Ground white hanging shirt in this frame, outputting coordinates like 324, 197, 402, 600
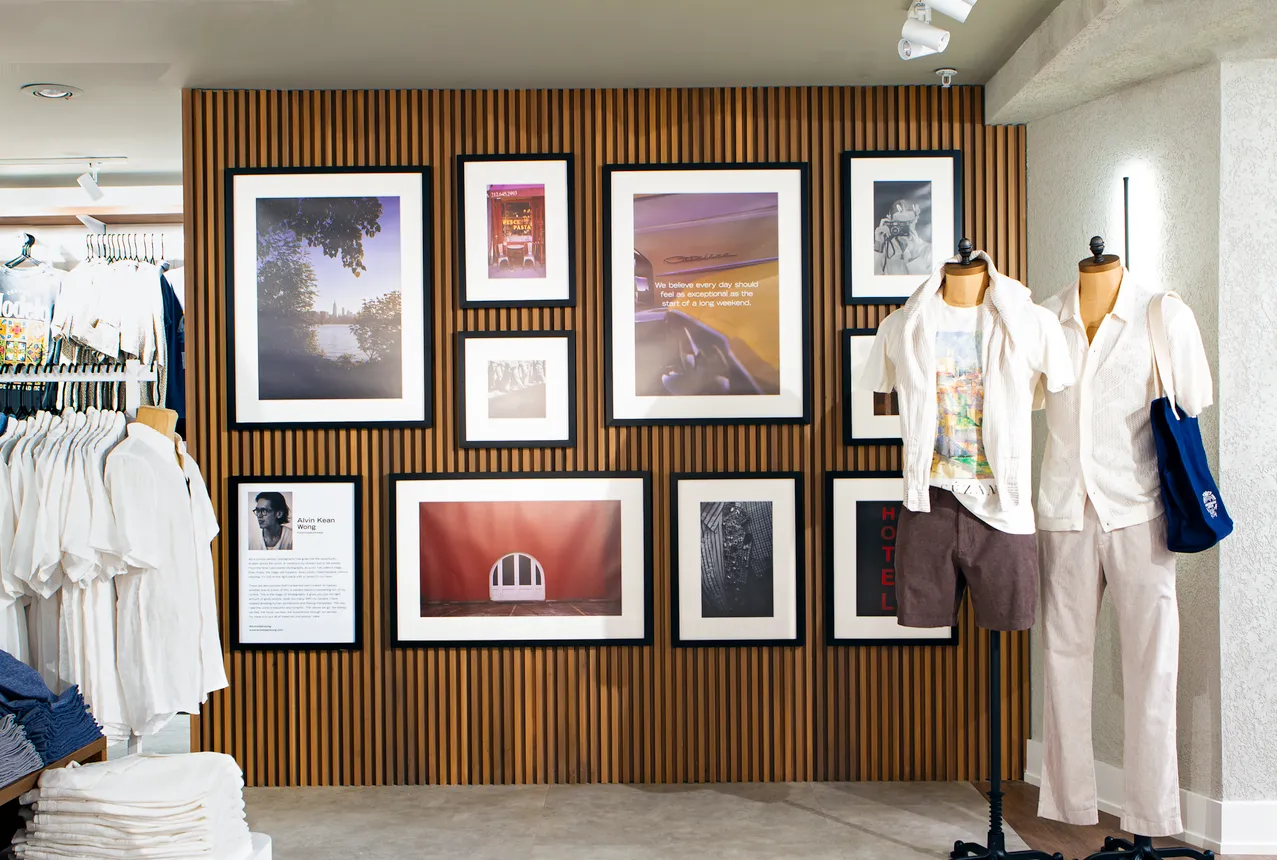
862, 251, 1074, 532
106, 422, 227, 736
1037, 270, 1214, 533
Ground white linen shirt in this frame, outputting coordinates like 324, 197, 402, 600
1037, 271, 1214, 533
862, 252, 1074, 529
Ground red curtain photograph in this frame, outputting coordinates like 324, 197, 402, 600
417, 499, 622, 617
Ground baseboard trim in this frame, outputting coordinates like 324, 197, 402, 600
1025, 739, 1277, 855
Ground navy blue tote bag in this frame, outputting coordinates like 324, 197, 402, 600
1149, 293, 1232, 552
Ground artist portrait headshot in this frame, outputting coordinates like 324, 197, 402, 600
249, 491, 294, 552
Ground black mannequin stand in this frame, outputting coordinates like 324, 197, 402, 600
951, 631, 1062, 860
1082, 834, 1214, 860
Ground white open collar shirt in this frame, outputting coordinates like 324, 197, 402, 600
1037, 270, 1214, 533
862, 252, 1074, 530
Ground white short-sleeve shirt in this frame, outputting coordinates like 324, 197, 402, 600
1037, 271, 1214, 533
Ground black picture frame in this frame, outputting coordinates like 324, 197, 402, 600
388, 470, 653, 649
824, 470, 958, 647
841, 149, 963, 306
670, 471, 805, 648
224, 165, 433, 430
842, 327, 903, 447
455, 329, 577, 449
601, 161, 813, 427
228, 474, 363, 651
455, 153, 577, 309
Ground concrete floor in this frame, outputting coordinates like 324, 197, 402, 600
244, 781, 1029, 860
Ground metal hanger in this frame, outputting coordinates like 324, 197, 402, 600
5, 233, 38, 268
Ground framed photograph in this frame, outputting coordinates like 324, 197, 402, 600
670, 473, 804, 647
603, 163, 812, 426
842, 150, 962, 305
825, 471, 957, 646
228, 476, 362, 650
456, 330, 576, 448
226, 166, 431, 428
390, 472, 652, 647
456, 154, 575, 308
842, 328, 902, 446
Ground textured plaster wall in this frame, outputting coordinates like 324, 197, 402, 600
1025, 63, 1223, 799
1217, 58, 1277, 802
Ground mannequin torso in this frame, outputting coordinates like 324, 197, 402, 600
942, 260, 989, 307
1077, 258, 1122, 342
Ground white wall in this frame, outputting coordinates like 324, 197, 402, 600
1217, 58, 1277, 803
1025, 62, 1223, 799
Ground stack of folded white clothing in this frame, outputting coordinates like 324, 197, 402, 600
10, 752, 253, 860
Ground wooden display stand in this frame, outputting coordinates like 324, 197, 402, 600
0, 737, 108, 848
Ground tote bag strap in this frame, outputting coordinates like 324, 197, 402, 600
1148, 291, 1179, 412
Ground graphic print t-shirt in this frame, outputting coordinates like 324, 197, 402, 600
930, 302, 994, 497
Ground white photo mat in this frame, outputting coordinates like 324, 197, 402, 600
607, 166, 808, 423
845, 153, 958, 303
393, 475, 648, 644
229, 170, 428, 425
845, 330, 902, 443
233, 479, 359, 648
674, 476, 800, 643
460, 158, 572, 305
460, 333, 573, 445
829, 475, 953, 643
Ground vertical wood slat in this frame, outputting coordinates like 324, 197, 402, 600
185, 85, 1029, 787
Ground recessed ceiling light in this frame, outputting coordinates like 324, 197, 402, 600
21, 83, 82, 101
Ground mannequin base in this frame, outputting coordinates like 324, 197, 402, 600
1083, 835, 1214, 860
951, 831, 1063, 860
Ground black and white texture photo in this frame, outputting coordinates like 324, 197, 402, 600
699, 501, 774, 618
458, 331, 576, 448
672, 473, 802, 646
227, 168, 430, 428
487, 359, 547, 420
843, 151, 961, 304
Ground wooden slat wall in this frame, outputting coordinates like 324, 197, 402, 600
183, 85, 1029, 788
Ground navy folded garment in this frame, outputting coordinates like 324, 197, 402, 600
0, 650, 103, 765
0, 713, 43, 786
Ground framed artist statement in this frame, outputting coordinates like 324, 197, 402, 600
842, 150, 961, 304
390, 472, 652, 647
842, 328, 902, 446
670, 473, 804, 647
456, 154, 575, 308
456, 330, 576, 448
225, 167, 431, 429
603, 163, 811, 426
825, 471, 957, 646
228, 476, 362, 650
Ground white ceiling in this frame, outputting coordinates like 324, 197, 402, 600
0, 0, 1064, 186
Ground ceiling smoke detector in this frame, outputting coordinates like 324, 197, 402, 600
21, 83, 82, 101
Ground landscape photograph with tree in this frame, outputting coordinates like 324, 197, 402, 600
255, 194, 404, 400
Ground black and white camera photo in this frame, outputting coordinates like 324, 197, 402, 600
872, 180, 933, 277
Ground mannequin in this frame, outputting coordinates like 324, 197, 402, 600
1077, 236, 1123, 342
1035, 237, 1216, 860
942, 238, 989, 307
863, 238, 1072, 860
135, 405, 182, 465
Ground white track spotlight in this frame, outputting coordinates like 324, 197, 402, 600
76, 163, 103, 201
900, 3, 949, 60
901, 17, 950, 54
926, 0, 976, 24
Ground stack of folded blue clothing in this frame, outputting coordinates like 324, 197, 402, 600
0, 713, 42, 786
0, 650, 102, 768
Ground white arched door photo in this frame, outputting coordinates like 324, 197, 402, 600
489, 552, 547, 601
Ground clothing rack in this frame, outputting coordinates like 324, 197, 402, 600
0, 360, 157, 418
85, 232, 169, 267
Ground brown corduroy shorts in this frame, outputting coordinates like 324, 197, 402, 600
895, 487, 1039, 631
